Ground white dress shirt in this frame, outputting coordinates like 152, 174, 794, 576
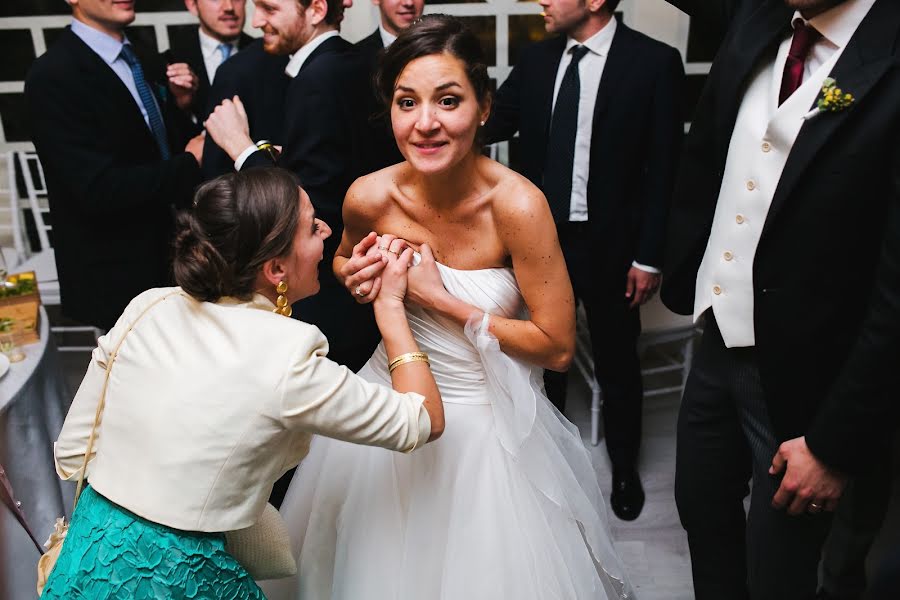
234, 30, 342, 170
198, 27, 239, 84
55, 287, 430, 532
70, 18, 159, 129
379, 24, 398, 48
550, 19, 657, 273
693, 0, 876, 347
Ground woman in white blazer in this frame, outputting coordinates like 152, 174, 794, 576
41, 167, 444, 599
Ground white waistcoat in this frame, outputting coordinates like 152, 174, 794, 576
693, 38, 844, 347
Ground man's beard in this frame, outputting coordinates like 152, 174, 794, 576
784, 0, 846, 17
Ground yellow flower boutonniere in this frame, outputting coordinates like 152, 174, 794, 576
817, 77, 854, 112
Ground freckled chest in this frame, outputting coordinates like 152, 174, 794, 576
373, 191, 508, 270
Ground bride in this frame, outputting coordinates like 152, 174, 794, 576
265, 15, 633, 599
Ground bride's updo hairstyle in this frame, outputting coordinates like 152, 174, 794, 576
173, 167, 301, 302
375, 14, 491, 114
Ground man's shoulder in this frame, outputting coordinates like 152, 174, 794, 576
26, 30, 83, 87
355, 29, 383, 54
615, 22, 680, 62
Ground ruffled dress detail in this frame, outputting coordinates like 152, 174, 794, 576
264, 263, 634, 600
41, 486, 265, 599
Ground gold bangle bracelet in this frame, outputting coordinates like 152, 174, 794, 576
388, 352, 429, 374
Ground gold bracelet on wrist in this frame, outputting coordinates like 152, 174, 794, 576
388, 352, 430, 374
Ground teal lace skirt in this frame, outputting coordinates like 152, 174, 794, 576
42, 486, 265, 599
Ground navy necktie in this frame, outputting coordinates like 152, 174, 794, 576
543, 45, 590, 223
119, 44, 171, 160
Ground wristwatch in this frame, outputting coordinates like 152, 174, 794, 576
255, 139, 280, 163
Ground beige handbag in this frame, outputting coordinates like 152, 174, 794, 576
36, 291, 295, 594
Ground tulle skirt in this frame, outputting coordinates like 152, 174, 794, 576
263, 317, 633, 600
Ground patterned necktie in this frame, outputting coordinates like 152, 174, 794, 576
779, 19, 821, 106
119, 44, 171, 160
543, 45, 590, 223
218, 43, 233, 62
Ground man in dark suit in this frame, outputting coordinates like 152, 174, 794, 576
659, 0, 900, 598
355, 0, 425, 170
200, 39, 290, 180
25, 0, 203, 331
486, 0, 684, 521
164, 0, 253, 123
207, 0, 380, 374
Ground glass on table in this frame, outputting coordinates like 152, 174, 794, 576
0, 332, 25, 363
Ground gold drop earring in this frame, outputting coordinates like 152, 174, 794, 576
274, 280, 292, 317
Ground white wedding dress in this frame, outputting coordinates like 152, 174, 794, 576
262, 263, 634, 600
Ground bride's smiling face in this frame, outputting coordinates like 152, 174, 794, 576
391, 52, 491, 175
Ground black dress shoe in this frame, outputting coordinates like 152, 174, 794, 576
610, 468, 645, 521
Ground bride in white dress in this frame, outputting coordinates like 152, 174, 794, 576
264, 15, 633, 600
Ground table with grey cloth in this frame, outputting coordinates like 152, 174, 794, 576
0, 307, 74, 600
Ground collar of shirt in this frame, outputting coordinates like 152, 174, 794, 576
285, 30, 340, 78
379, 24, 397, 48
564, 15, 617, 59
70, 18, 129, 65
792, 0, 876, 50
198, 27, 238, 60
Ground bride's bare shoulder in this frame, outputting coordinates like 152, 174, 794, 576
486, 161, 553, 230
344, 163, 407, 223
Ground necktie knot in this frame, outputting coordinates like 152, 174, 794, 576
119, 43, 139, 67
788, 19, 821, 61
218, 43, 233, 61
569, 45, 589, 65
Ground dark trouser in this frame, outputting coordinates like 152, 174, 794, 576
821, 460, 892, 600
544, 221, 643, 471
675, 315, 832, 600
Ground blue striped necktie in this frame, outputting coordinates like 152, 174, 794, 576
119, 44, 171, 160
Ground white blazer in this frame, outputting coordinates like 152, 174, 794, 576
55, 287, 430, 532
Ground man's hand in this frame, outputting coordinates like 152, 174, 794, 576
770, 436, 848, 516
185, 131, 205, 165
625, 267, 661, 308
204, 96, 253, 161
166, 62, 199, 111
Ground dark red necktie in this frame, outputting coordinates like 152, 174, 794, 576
779, 19, 822, 106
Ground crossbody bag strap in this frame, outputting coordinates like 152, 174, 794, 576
71, 290, 183, 512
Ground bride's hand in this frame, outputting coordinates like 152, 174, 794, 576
406, 244, 448, 310
340, 232, 387, 304
375, 247, 416, 308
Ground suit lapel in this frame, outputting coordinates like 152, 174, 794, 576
763, 0, 900, 236
713, 0, 793, 159
592, 21, 631, 121
66, 30, 154, 144
536, 36, 567, 149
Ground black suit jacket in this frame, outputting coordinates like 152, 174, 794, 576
25, 28, 201, 330
355, 29, 405, 170
486, 22, 684, 279
162, 28, 253, 123
660, 0, 900, 472
201, 38, 290, 180
243, 35, 380, 368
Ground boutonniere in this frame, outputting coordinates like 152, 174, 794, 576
802, 78, 855, 121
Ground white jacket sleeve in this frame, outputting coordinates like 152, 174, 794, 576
278, 328, 431, 453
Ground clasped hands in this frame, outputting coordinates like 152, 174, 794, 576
340, 232, 444, 309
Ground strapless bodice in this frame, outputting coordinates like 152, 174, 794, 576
361, 263, 525, 404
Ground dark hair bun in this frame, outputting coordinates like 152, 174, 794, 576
172, 168, 302, 303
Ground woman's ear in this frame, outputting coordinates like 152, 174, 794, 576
260, 256, 287, 289
480, 96, 492, 128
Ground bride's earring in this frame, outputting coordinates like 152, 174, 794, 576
479, 120, 486, 126
274, 280, 292, 317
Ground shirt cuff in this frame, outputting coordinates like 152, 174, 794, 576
234, 144, 259, 171
632, 261, 661, 274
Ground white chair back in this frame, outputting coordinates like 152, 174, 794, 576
0, 151, 27, 264
15, 151, 52, 253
